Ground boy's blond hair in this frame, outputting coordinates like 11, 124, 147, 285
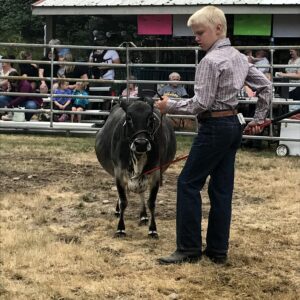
187, 6, 227, 37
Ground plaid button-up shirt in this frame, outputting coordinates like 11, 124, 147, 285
166, 38, 271, 121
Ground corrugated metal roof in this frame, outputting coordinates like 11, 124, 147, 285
32, 0, 300, 15
32, 0, 300, 6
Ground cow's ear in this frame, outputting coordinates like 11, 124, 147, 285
120, 99, 129, 112
144, 96, 154, 108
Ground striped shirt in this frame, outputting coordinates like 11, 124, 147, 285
166, 38, 271, 121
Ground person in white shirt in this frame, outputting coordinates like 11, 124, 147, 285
89, 32, 120, 81
89, 32, 120, 112
277, 49, 300, 111
248, 50, 270, 79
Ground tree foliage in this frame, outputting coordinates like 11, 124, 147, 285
0, 0, 44, 42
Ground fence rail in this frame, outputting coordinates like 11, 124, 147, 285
0, 42, 299, 146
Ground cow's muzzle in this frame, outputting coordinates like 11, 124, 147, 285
130, 137, 151, 154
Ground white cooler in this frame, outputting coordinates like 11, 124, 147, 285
276, 122, 300, 156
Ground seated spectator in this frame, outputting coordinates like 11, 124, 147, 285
89, 34, 120, 111
0, 55, 17, 92
19, 50, 39, 91
60, 53, 89, 91
53, 79, 72, 122
276, 49, 300, 111
1, 71, 42, 121
121, 75, 139, 97
0, 57, 17, 109
244, 49, 253, 63
249, 50, 270, 79
71, 81, 89, 123
158, 72, 188, 99
38, 48, 59, 93
158, 72, 189, 130
49, 38, 71, 59
89, 33, 120, 81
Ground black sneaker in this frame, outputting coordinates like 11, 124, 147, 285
157, 250, 202, 265
203, 249, 227, 264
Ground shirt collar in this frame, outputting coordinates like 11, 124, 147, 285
207, 38, 231, 53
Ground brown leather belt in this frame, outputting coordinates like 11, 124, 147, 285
197, 109, 238, 120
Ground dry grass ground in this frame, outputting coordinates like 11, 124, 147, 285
0, 133, 299, 300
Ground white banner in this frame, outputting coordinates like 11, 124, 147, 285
273, 15, 300, 38
173, 15, 193, 37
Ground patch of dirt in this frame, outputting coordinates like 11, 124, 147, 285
0, 152, 187, 222
1, 136, 300, 300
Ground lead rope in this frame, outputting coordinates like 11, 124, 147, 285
159, 113, 163, 186
156, 91, 164, 187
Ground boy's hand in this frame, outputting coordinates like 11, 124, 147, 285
243, 119, 271, 135
155, 95, 169, 114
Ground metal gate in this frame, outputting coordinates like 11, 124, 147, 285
0, 42, 299, 146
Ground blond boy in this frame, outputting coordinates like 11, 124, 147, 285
156, 6, 271, 265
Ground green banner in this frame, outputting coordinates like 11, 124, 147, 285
234, 15, 271, 36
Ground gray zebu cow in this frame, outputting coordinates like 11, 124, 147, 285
95, 98, 176, 238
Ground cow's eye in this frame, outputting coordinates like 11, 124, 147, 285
126, 115, 133, 126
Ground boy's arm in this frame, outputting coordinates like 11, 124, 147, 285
244, 65, 272, 122
243, 65, 272, 135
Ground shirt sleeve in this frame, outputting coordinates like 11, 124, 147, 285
111, 50, 120, 61
245, 65, 272, 121
52, 89, 59, 101
166, 58, 220, 115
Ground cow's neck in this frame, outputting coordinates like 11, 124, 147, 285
130, 152, 147, 177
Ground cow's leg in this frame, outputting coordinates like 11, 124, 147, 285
138, 193, 148, 226
147, 181, 159, 238
115, 179, 127, 237
115, 198, 120, 217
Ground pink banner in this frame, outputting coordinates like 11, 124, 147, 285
138, 15, 172, 35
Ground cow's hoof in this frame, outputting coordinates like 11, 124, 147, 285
115, 230, 126, 238
114, 211, 120, 217
148, 231, 159, 239
139, 217, 149, 226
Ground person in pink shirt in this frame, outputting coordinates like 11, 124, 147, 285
121, 75, 139, 98
1, 71, 42, 121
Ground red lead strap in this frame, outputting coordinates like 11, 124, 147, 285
243, 119, 272, 135
243, 108, 300, 135
244, 108, 300, 134
143, 154, 189, 175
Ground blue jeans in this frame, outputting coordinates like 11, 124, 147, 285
176, 115, 242, 255
22, 100, 39, 121
0, 95, 12, 107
